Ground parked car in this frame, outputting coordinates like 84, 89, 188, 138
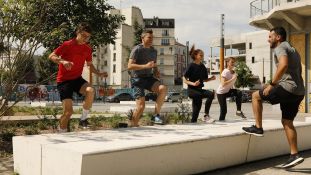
106, 92, 134, 103
145, 92, 158, 101
165, 92, 181, 102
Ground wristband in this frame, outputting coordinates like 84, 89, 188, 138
269, 82, 276, 86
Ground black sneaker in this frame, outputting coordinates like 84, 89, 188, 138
281, 154, 304, 168
242, 125, 264, 136
79, 119, 89, 129
236, 111, 247, 119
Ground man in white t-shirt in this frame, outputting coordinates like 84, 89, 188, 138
216, 57, 246, 121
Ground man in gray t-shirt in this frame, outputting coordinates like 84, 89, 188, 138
243, 27, 305, 168
128, 29, 167, 127
129, 44, 157, 78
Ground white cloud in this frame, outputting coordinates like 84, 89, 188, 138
107, 0, 260, 56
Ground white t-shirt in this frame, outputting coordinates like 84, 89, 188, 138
216, 69, 236, 94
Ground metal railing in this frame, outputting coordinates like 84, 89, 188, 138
250, 0, 301, 18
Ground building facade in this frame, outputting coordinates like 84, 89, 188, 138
174, 42, 188, 86
82, 6, 143, 88
144, 17, 176, 87
209, 30, 271, 89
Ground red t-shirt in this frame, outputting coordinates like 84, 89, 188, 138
54, 39, 92, 83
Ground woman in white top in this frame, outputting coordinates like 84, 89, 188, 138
216, 57, 246, 121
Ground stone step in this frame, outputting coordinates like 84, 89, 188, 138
13, 119, 311, 175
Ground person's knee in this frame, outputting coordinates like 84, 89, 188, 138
63, 110, 73, 117
86, 86, 95, 95
252, 91, 260, 100
136, 101, 145, 112
237, 91, 242, 98
281, 118, 294, 128
158, 85, 167, 95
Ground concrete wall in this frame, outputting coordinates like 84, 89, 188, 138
13, 120, 311, 175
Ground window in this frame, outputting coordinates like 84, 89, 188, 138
160, 48, 164, 55
162, 21, 170, 26
162, 29, 169, 36
252, 56, 255, 63
160, 58, 164, 65
104, 61, 107, 66
113, 53, 116, 61
249, 42, 252, 49
113, 64, 116, 73
161, 39, 170, 45
113, 44, 116, 50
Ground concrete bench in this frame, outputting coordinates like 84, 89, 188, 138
13, 119, 311, 175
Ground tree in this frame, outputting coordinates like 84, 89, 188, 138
133, 19, 144, 46
234, 61, 254, 88
0, 0, 124, 117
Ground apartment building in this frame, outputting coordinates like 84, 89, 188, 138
143, 17, 176, 86
82, 6, 143, 88
209, 30, 271, 89
174, 42, 188, 85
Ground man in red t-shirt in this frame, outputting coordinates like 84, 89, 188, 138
49, 22, 107, 132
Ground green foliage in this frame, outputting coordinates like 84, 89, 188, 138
24, 124, 40, 135
36, 51, 58, 83
166, 113, 180, 124
108, 114, 127, 128
133, 20, 144, 46
175, 102, 191, 123
234, 61, 254, 88
89, 115, 104, 130
0, 125, 17, 142
140, 113, 153, 126
0, 0, 124, 117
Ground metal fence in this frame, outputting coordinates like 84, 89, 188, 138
250, 0, 301, 18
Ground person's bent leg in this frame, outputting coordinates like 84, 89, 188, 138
231, 89, 246, 119
252, 91, 263, 128
79, 83, 94, 111
242, 90, 264, 136
60, 99, 73, 130
132, 97, 145, 127
151, 82, 167, 115
203, 90, 214, 115
233, 89, 242, 111
78, 83, 94, 128
191, 97, 202, 123
217, 93, 227, 121
282, 119, 298, 154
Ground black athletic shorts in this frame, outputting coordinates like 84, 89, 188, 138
131, 77, 160, 99
259, 85, 304, 120
57, 76, 87, 101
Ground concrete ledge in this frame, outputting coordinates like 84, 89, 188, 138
110, 105, 177, 113
13, 120, 311, 175
30, 101, 63, 107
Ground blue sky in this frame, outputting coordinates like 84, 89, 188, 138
107, 0, 262, 56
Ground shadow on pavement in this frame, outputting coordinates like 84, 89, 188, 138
195, 149, 311, 175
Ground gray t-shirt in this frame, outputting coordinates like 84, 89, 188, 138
274, 41, 305, 95
129, 44, 157, 78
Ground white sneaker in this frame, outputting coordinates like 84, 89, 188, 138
204, 115, 215, 124
57, 126, 68, 133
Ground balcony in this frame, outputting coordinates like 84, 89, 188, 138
249, 0, 311, 31
250, 0, 301, 18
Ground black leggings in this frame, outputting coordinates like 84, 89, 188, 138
216, 89, 242, 121
188, 88, 215, 123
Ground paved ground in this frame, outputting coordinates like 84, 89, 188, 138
1, 101, 311, 174
201, 149, 311, 175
